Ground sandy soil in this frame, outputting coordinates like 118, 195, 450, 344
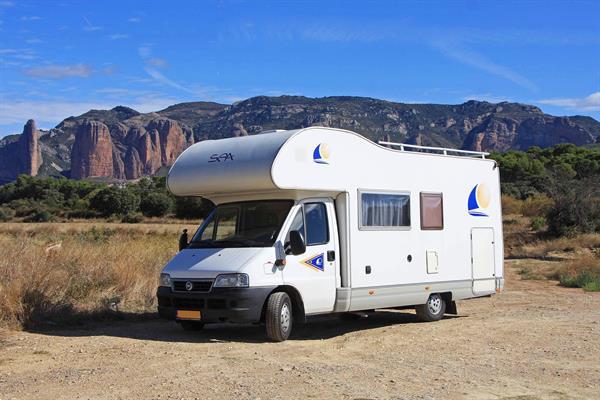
1, 261, 598, 400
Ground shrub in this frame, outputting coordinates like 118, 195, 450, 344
522, 194, 553, 217
501, 195, 523, 215
530, 216, 546, 231
66, 209, 101, 219
546, 174, 600, 237
0, 207, 15, 222
554, 255, 600, 292
23, 209, 54, 222
121, 212, 144, 224
140, 192, 173, 217
90, 186, 140, 217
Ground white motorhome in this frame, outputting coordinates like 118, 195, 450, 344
157, 127, 503, 341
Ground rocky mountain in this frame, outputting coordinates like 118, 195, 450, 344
1, 96, 598, 183
0, 120, 42, 182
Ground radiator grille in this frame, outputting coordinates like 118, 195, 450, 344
173, 280, 213, 293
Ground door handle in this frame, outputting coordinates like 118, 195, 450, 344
327, 250, 335, 262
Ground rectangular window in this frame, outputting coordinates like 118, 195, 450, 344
420, 192, 444, 230
360, 192, 411, 229
304, 203, 329, 245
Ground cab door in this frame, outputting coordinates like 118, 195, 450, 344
282, 199, 337, 314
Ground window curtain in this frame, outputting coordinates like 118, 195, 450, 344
362, 193, 410, 227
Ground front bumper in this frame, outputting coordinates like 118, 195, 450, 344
156, 286, 275, 324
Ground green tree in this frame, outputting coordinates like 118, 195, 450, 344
174, 197, 214, 219
89, 186, 140, 216
140, 192, 173, 217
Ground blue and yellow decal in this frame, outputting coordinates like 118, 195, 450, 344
468, 183, 491, 217
301, 253, 325, 272
313, 143, 330, 164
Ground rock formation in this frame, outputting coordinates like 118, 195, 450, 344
70, 121, 114, 179
0, 119, 42, 183
2, 97, 599, 182
18, 119, 42, 176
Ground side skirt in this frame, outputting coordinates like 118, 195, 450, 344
346, 279, 474, 312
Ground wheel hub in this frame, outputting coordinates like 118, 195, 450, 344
428, 296, 442, 315
281, 303, 291, 332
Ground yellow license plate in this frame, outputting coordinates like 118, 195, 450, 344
176, 310, 202, 320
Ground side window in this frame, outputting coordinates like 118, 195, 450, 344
286, 209, 304, 242
304, 203, 329, 245
420, 193, 444, 230
360, 192, 410, 229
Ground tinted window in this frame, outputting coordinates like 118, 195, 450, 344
305, 203, 329, 245
361, 192, 410, 228
420, 193, 444, 230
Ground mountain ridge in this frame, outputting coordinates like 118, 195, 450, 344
1, 95, 598, 183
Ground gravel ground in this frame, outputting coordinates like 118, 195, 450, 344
1, 261, 598, 400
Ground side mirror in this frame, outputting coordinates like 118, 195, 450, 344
288, 230, 306, 256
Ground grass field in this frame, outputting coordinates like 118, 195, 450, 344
0, 222, 197, 329
0, 217, 598, 330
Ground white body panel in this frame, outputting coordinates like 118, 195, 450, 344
164, 127, 504, 315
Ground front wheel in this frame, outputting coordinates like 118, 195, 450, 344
415, 293, 446, 322
265, 292, 293, 342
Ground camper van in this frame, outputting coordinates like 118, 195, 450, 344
157, 127, 503, 341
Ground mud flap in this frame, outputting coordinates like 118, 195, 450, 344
445, 300, 458, 315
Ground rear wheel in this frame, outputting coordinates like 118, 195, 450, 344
416, 293, 446, 322
265, 292, 293, 342
178, 321, 205, 331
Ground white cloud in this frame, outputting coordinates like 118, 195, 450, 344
138, 45, 152, 58
24, 64, 92, 79
147, 57, 168, 68
83, 16, 101, 31
128, 17, 141, 23
301, 25, 384, 43
25, 38, 42, 44
110, 33, 129, 40
538, 92, 600, 112
432, 42, 538, 92
20, 16, 41, 21
144, 67, 200, 95
0, 1, 14, 7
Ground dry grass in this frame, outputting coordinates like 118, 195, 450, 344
0, 222, 198, 330
552, 255, 600, 292
510, 233, 600, 259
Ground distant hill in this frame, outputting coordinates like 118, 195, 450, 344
1, 95, 598, 182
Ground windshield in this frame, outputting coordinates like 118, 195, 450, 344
188, 200, 294, 248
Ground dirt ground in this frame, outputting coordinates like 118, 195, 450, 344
1, 261, 598, 400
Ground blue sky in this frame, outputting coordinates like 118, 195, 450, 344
0, 0, 599, 137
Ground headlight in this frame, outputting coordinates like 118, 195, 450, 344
159, 273, 172, 287
213, 273, 249, 288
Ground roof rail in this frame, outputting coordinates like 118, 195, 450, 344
378, 141, 489, 159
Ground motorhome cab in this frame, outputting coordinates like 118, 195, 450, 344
157, 127, 504, 341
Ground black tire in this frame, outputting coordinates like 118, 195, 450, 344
265, 292, 293, 342
415, 293, 446, 322
178, 320, 205, 331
